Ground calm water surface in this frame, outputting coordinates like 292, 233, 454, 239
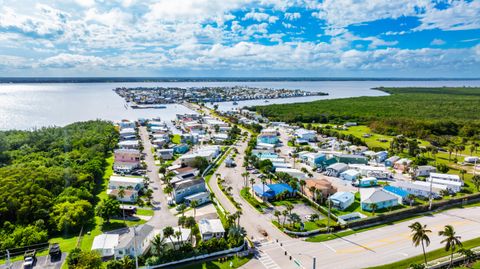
1, 80, 479, 130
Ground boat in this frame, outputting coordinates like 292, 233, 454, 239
264, 100, 269, 103
233, 101, 238, 105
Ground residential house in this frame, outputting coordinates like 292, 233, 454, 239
384, 156, 400, 167
113, 149, 141, 174
383, 185, 410, 205
91, 234, 119, 258
172, 178, 207, 203
335, 154, 368, 165
414, 165, 437, 177
118, 140, 140, 150
158, 149, 174, 160
173, 144, 190, 154
118, 120, 136, 130
253, 183, 295, 201
394, 158, 412, 171
304, 179, 337, 200
295, 128, 316, 142
324, 163, 348, 177
355, 177, 378, 188
328, 192, 355, 210
426, 177, 462, 193
179, 146, 220, 166
184, 191, 210, 206
340, 169, 361, 181
393, 181, 447, 198
361, 189, 398, 212
108, 176, 144, 192
429, 173, 463, 185
302, 152, 326, 168
199, 219, 225, 241
274, 168, 307, 180
257, 128, 279, 145
374, 151, 389, 163
114, 224, 155, 259
465, 156, 479, 163
120, 128, 136, 139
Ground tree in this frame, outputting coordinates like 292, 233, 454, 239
309, 186, 316, 200
191, 156, 209, 173
242, 172, 250, 187
190, 200, 199, 219
436, 163, 450, 174
163, 226, 176, 250
184, 216, 196, 229
95, 197, 120, 224
439, 225, 462, 268
249, 177, 255, 193
67, 248, 102, 269
460, 169, 467, 181
145, 189, 154, 205
274, 210, 281, 224
50, 200, 92, 232
286, 204, 294, 215
150, 234, 167, 257
117, 188, 126, 224
407, 194, 416, 206
281, 210, 288, 226
177, 203, 187, 217
159, 166, 167, 181
458, 248, 475, 266
370, 203, 378, 216
472, 175, 480, 192
164, 184, 173, 196
299, 179, 306, 195
409, 222, 431, 266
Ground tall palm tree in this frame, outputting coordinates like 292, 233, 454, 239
370, 203, 378, 216
117, 187, 126, 224
190, 200, 199, 219
274, 210, 281, 224
439, 225, 463, 268
249, 178, 255, 193
175, 230, 183, 248
409, 222, 431, 266
472, 175, 480, 192
150, 234, 167, 256
163, 226, 175, 250
299, 179, 306, 195
120, 256, 135, 269
309, 186, 316, 200
459, 169, 467, 181
234, 210, 242, 227
241, 172, 250, 187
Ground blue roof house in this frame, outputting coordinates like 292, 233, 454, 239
253, 183, 294, 201
375, 151, 389, 163
361, 189, 399, 211
257, 135, 279, 145
328, 192, 355, 210
383, 185, 410, 205
384, 156, 400, 167
174, 144, 190, 154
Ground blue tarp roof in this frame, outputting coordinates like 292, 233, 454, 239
252, 183, 293, 198
384, 185, 409, 198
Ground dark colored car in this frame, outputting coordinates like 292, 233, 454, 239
49, 243, 62, 261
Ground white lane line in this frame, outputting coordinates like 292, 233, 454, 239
399, 252, 409, 257
321, 242, 337, 253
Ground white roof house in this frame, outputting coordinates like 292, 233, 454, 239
275, 168, 307, 180
394, 181, 447, 198
91, 234, 119, 257
429, 173, 462, 184
426, 177, 462, 193
199, 219, 225, 240
118, 140, 140, 149
108, 176, 144, 191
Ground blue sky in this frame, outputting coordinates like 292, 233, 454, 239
0, 0, 479, 77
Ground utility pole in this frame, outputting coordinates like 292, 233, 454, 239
312, 257, 316, 269
6, 250, 11, 269
428, 175, 433, 211
133, 226, 139, 269
327, 199, 331, 233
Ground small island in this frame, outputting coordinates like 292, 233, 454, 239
113, 86, 328, 108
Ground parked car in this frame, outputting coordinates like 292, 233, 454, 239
49, 243, 62, 261
23, 250, 36, 269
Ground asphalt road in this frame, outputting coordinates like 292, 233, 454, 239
0, 253, 67, 269
139, 126, 178, 229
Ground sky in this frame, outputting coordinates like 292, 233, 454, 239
0, 0, 479, 77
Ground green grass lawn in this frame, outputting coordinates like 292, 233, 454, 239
177, 254, 253, 269
240, 187, 268, 212
136, 208, 154, 216
270, 197, 304, 207
366, 237, 480, 269
273, 220, 324, 232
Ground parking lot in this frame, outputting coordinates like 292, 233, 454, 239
0, 253, 66, 269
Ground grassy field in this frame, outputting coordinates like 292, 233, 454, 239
366, 237, 480, 269
136, 208, 155, 216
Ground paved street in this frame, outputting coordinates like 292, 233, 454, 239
139, 126, 177, 229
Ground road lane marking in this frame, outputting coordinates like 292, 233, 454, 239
321, 242, 337, 253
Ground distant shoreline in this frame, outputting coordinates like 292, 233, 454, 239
1, 77, 480, 84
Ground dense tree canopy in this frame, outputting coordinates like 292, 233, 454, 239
0, 120, 117, 249
251, 87, 480, 139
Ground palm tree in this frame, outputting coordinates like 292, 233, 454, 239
460, 169, 467, 181
119, 256, 135, 269
117, 187, 126, 224
370, 203, 378, 216
281, 210, 288, 226
472, 175, 480, 192
234, 210, 242, 227
261, 178, 267, 199
448, 144, 455, 161
150, 234, 167, 256
175, 230, 183, 248
249, 178, 255, 193
458, 248, 475, 266
409, 222, 431, 266
315, 189, 323, 204
190, 200, 199, 219
292, 153, 298, 168
309, 186, 316, 200
407, 194, 416, 206
299, 179, 306, 195
163, 226, 176, 250
177, 203, 187, 218
274, 210, 281, 224
439, 225, 462, 268
241, 172, 250, 187
286, 204, 294, 215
